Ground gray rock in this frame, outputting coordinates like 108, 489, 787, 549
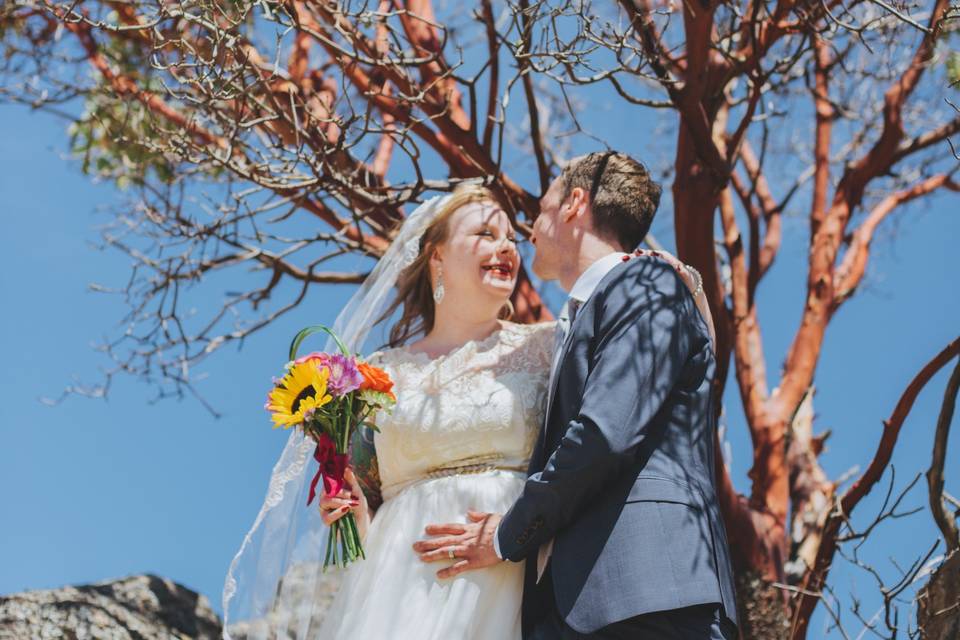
223, 562, 342, 640
0, 575, 221, 640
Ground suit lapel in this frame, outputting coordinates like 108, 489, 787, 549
540, 301, 584, 452
539, 258, 633, 454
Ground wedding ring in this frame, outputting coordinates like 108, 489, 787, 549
448, 548, 455, 560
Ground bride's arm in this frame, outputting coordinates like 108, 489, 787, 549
634, 249, 716, 348
349, 424, 382, 518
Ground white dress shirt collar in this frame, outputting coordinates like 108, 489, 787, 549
567, 252, 629, 304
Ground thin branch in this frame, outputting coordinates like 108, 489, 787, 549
792, 337, 960, 637
927, 355, 960, 553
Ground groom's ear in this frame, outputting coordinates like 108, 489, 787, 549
563, 186, 589, 224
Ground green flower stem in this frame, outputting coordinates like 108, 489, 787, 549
338, 523, 349, 568
324, 526, 334, 570
288, 325, 350, 361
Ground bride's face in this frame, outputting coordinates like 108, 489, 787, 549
431, 200, 519, 306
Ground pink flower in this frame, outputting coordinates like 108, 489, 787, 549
293, 352, 326, 365
321, 353, 364, 397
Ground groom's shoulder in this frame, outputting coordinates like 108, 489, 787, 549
601, 252, 688, 301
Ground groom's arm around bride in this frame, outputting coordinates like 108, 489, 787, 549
416, 152, 738, 639
500, 254, 738, 639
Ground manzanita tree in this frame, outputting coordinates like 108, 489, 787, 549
2, 0, 958, 636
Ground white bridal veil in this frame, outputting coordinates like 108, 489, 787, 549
222, 194, 452, 639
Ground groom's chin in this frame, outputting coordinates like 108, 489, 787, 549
529, 257, 551, 282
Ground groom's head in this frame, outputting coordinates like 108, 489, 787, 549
531, 151, 661, 282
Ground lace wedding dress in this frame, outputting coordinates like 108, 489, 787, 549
315, 320, 554, 640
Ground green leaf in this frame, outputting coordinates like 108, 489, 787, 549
947, 52, 960, 86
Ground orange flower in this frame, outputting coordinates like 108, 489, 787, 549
358, 362, 395, 400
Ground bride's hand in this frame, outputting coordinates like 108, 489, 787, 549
634, 249, 716, 347
318, 467, 372, 540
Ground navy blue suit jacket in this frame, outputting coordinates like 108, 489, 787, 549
497, 255, 738, 635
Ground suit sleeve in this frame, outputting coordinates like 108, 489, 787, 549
496, 261, 700, 561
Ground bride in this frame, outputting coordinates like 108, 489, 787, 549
222, 182, 707, 640
314, 184, 553, 639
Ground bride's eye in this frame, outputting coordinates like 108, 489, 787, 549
476, 229, 520, 245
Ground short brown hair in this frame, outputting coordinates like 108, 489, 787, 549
560, 151, 661, 251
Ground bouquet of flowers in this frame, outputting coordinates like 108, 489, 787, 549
265, 325, 396, 569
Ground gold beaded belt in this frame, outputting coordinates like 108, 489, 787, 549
381, 456, 526, 500
424, 462, 526, 479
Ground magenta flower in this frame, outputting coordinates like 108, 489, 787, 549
320, 353, 364, 397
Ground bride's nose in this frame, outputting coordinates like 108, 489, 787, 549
496, 236, 516, 256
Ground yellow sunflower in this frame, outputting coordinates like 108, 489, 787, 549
266, 361, 333, 429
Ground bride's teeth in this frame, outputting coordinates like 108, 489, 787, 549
483, 264, 512, 277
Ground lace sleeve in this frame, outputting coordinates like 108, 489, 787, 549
518, 321, 558, 372
348, 424, 382, 513
506, 321, 557, 442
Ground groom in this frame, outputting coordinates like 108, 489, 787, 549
414, 151, 738, 639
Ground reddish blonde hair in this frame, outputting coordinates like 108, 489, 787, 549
380, 184, 509, 347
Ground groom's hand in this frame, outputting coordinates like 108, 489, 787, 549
413, 510, 502, 579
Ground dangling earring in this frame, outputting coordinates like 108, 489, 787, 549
433, 264, 445, 304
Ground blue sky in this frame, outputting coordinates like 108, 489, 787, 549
1, 99, 958, 638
